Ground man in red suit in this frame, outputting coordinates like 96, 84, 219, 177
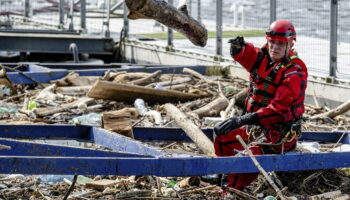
214, 19, 308, 190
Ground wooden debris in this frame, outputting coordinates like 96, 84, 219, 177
52, 72, 99, 86
309, 190, 349, 200
146, 76, 192, 88
125, 0, 208, 47
113, 72, 157, 84
180, 185, 217, 195
183, 68, 216, 85
115, 190, 152, 199
34, 97, 95, 116
102, 108, 138, 137
236, 135, 287, 200
85, 179, 118, 191
164, 103, 216, 156
130, 70, 162, 85
191, 96, 228, 118
222, 186, 258, 200
55, 86, 92, 96
310, 99, 350, 119
88, 80, 206, 104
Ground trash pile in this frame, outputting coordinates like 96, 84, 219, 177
1, 67, 350, 199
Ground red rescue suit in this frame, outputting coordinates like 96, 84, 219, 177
214, 43, 308, 190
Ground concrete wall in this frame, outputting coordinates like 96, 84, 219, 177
122, 40, 350, 110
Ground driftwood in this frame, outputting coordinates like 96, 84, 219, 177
236, 135, 286, 200
183, 68, 216, 85
34, 97, 95, 116
310, 99, 350, 119
88, 80, 206, 104
55, 86, 92, 95
114, 72, 155, 83
191, 96, 228, 118
146, 77, 192, 88
164, 103, 215, 156
309, 190, 348, 200
180, 185, 217, 195
85, 179, 118, 191
222, 186, 258, 200
52, 72, 99, 86
165, 84, 189, 90
130, 70, 162, 85
125, 0, 208, 47
220, 88, 248, 119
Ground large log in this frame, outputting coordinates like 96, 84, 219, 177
164, 103, 215, 156
125, 0, 208, 47
87, 80, 206, 104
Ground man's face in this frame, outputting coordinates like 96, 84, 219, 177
267, 39, 293, 61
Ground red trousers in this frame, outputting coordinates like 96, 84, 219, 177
214, 126, 296, 190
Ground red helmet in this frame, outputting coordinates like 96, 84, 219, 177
266, 20, 296, 42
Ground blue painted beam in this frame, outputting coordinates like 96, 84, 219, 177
0, 125, 166, 157
1, 125, 349, 145
89, 127, 165, 157
133, 127, 214, 141
0, 125, 90, 139
0, 151, 350, 175
0, 139, 153, 158
300, 131, 350, 144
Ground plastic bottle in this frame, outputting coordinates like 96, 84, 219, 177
69, 113, 102, 126
37, 175, 74, 184
134, 98, 148, 116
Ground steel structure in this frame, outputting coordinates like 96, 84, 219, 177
0, 125, 350, 175
2, 63, 207, 84
0, 62, 350, 176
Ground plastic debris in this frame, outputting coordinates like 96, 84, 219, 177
27, 100, 38, 111
297, 141, 321, 153
0, 107, 17, 113
69, 113, 102, 126
37, 175, 74, 184
134, 98, 148, 116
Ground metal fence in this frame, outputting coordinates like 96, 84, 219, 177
121, 0, 349, 79
0, 0, 122, 35
0, 0, 349, 79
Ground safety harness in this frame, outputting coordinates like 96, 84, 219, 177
244, 47, 305, 153
246, 47, 302, 116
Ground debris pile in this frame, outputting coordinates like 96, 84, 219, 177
1, 67, 350, 199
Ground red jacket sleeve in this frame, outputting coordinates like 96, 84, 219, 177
256, 65, 307, 128
232, 42, 260, 72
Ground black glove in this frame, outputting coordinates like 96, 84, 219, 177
213, 112, 259, 136
228, 36, 245, 56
